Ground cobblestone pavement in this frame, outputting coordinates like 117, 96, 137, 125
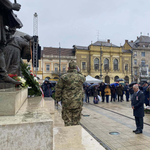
80, 96, 150, 150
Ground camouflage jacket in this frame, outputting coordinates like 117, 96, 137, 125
55, 69, 85, 109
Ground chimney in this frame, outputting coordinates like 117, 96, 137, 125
125, 40, 128, 43
131, 40, 133, 43
107, 39, 110, 43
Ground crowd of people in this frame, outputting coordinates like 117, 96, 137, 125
83, 81, 150, 106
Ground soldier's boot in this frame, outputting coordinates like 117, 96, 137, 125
0, 51, 21, 85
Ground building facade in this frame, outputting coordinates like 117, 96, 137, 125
123, 35, 150, 82
74, 40, 131, 83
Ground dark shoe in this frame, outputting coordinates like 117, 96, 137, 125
2, 76, 21, 85
133, 129, 137, 133
135, 130, 142, 134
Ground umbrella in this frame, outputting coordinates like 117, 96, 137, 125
83, 82, 91, 86
89, 83, 99, 89
110, 83, 119, 87
116, 78, 124, 82
129, 81, 137, 87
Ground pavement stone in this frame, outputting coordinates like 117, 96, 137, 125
80, 96, 150, 150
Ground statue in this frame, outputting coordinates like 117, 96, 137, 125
4, 30, 31, 76
0, 0, 22, 84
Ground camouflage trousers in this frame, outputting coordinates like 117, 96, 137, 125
62, 107, 82, 126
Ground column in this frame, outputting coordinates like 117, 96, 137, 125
120, 55, 122, 72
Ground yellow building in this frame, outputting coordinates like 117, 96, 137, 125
74, 39, 131, 83
24, 47, 76, 80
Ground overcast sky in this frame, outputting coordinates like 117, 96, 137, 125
11, 0, 150, 49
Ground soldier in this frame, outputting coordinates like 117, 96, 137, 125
55, 60, 85, 126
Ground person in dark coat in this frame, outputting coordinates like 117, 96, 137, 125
143, 82, 149, 106
42, 79, 53, 97
129, 86, 134, 100
131, 84, 144, 134
85, 85, 90, 103
124, 82, 130, 102
139, 84, 143, 91
116, 84, 123, 102
100, 82, 105, 102
111, 85, 116, 102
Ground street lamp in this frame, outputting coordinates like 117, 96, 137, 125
130, 49, 133, 82
58, 43, 61, 78
100, 43, 103, 79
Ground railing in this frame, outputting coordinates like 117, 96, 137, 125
51, 70, 67, 74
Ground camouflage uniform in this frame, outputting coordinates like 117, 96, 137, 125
55, 60, 85, 126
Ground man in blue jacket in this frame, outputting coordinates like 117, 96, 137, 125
131, 84, 145, 134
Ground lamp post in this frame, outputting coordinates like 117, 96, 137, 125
58, 43, 61, 78
100, 43, 103, 79
130, 49, 133, 82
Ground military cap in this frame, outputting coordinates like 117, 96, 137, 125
69, 60, 76, 69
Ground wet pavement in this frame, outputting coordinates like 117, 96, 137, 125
80, 97, 150, 150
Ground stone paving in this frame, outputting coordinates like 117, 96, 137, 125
80, 97, 150, 150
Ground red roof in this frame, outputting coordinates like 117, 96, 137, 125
42, 47, 75, 56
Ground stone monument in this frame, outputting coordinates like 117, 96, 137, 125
0, 0, 23, 85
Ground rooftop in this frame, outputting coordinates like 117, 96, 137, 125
42, 47, 75, 56
92, 40, 119, 47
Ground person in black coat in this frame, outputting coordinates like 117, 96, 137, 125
124, 82, 130, 102
42, 79, 53, 97
110, 85, 116, 102
131, 84, 145, 134
143, 82, 149, 106
85, 85, 90, 103
100, 82, 105, 102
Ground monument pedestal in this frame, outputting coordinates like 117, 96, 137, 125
0, 97, 53, 150
0, 88, 28, 116
0, 83, 15, 89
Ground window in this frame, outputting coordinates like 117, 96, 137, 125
134, 52, 137, 57
62, 67, 66, 72
134, 59, 137, 65
124, 76, 129, 83
141, 52, 145, 57
82, 62, 86, 70
134, 69, 137, 75
141, 60, 145, 66
104, 58, 109, 70
54, 63, 58, 72
105, 76, 110, 84
35, 67, 39, 71
94, 58, 99, 70
114, 76, 119, 82
125, 64, 128, 71
46, 64, 50, 71
113, 59, 118, 70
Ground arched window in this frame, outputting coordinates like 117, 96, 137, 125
104, 58, 109, 70
114, 59, 118, 70
105, 76, 110, 84
124, 76, 129, 83
94, 58, 99, 70
95, 75, 99, 79
114, 76, 119, 82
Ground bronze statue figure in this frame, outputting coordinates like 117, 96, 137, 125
4, 34, 31, 76
0, 0, 22, 84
